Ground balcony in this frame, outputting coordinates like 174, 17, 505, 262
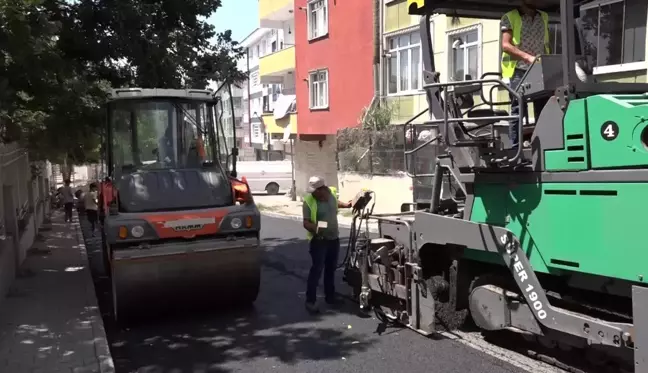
261, 112, 297, 135
259, 46, 295, 84
259, 0, 294, 28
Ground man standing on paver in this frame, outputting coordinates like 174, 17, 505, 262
60, 179, 75, 223
500, 0, 550, 150
302, 176, 352, 314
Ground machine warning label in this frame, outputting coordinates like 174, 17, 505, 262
163, 217, 216, 232
601, 121, 619, 141
504, 238, 548, 321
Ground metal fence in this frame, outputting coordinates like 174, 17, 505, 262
337, 127, 407, 175
336, 125, 445, 181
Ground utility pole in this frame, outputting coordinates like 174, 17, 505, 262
289, 137, 296, 201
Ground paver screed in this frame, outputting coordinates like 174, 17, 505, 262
0, 210, 114, 373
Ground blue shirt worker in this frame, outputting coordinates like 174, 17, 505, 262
501, 0, 551, 149
302, 176, 352, 314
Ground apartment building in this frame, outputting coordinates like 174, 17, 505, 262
384, 0, 648, 124
257, 0, 298, 163
206, 71, 253, 160
240, 27, 292, 161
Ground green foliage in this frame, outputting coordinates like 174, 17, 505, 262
0, 0, 244, 163
339, 99, 404, 175
359, 100, 395, 131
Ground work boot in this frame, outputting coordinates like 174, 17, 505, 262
325, 296, 344, 307
305, 302, 320, 314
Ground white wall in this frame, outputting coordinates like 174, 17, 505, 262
338, 172, 412, 214
282, 20, 295, 46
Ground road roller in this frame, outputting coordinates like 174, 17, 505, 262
343, 0, 648, 371
99, 84, 261, 321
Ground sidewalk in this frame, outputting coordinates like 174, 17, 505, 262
0, 211, 114, 373
254, 194, 380, 232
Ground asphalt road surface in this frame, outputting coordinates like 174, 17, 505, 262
80, 214, 561, 373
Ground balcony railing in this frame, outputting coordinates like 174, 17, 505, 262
261, 112, 297, 134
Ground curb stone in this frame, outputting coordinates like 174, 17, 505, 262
74, 221, 116, 373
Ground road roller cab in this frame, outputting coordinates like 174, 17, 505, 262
100, 85, 261, 321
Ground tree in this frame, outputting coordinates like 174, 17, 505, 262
0, 0, 245, 165
57, 0, 246, 88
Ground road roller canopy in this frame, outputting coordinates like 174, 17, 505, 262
105, 87, 234, 176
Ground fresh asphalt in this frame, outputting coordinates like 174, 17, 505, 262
81, 214, 537, 373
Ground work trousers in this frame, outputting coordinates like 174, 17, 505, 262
509, 68, 549, 148
86, 209, 98, 231
64, 203, 74, 222
306, 237, 340, 304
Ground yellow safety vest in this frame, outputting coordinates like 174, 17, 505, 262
303, 186, 338, 240
501, 9, 550, 79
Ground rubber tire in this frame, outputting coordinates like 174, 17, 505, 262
235, 265, 261, 306
265, 182, 280, 195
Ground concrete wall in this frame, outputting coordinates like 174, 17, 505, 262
0, 144, 51, 306
0, 236, 16, 306
294, 136, 339, 197
338, 172, 413, 214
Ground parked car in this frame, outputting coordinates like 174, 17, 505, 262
235, 161, 292, 195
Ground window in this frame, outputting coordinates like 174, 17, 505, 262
272, 84, 281, 101
256, 45, 260, 58
252, 122, 261, 138
308, 0, 328, 40
262, 96, 270, 113
309, 69, 329, 109
580, 0, 646, 71
448, 27, 480, 82
250, 71, 259, 87
232, 97, 242, 110
386, 31, 422, 95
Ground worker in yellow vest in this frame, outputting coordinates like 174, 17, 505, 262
302, 176, 352, 314
500, 0, 550, 150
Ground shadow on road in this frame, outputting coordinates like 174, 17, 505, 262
78, 217, 376, 373
106, 302, 374, 373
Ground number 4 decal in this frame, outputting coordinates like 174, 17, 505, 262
600, 121, 619, 141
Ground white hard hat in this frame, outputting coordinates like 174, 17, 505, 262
307, 176, 325, 193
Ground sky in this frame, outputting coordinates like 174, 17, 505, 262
209, 0, 260, 45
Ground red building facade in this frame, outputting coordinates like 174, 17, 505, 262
294, 0, 375, 135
